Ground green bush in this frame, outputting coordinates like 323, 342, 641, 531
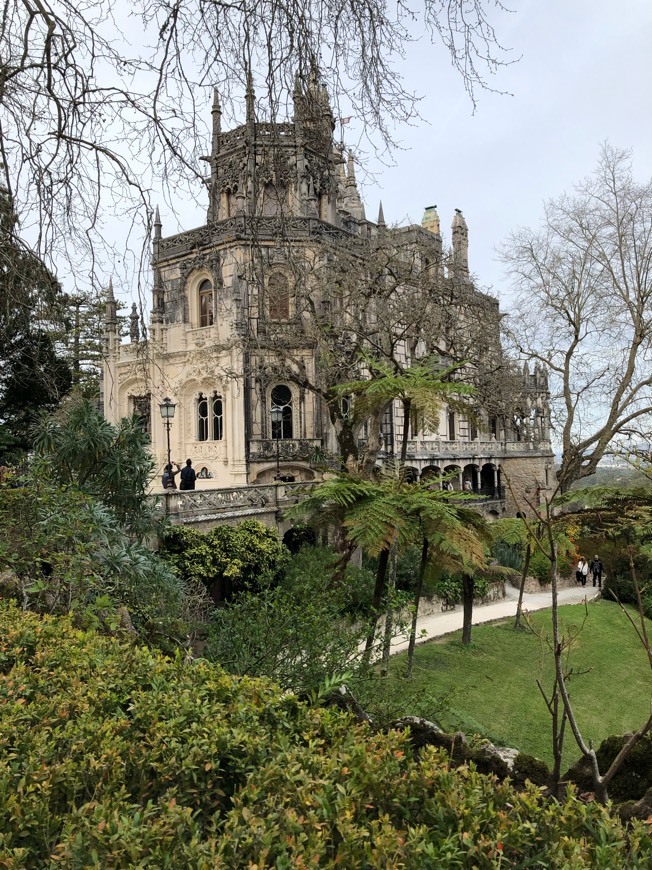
1, 603, 651, 866
430, 573, 490, 606
0, 480, 196, 650
161, 519, 290, 602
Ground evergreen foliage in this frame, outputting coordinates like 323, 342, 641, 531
32, 398, 158, 539
0, 603, 650, 867
0, 187, 72, 459
161, 520, 290, 602
0, 478, 198, 650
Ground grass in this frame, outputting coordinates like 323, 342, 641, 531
387, 599, 652, 769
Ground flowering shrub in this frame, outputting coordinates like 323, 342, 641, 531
0, 603, 650, 866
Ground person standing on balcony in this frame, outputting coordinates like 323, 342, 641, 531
162, 462, 179, 489
179, 459, 197, 491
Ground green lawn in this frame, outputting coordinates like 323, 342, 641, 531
388, 599, 652, 769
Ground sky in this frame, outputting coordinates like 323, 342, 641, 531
130, 0, 652, 309
352, 0, 652, 299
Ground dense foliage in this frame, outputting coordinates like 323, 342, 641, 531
1, 604, 650, 867
32, 398, 158, 538
0, 479, 199, 650
206, 547, 369, 693
0, 188, 71, 461
490, 518, 576, 583
161, 519, 290, 602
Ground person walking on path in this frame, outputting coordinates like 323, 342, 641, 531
179, 458, 197, 491
590, 555, 603, 588
576, 557, 589, 586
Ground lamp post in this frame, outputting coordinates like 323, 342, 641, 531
159, 396, 176, 470
270, 406, 283, 480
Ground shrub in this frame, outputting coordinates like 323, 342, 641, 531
1, 603, 651, 867
0, 479, 196, 650
161, 519, 290, 602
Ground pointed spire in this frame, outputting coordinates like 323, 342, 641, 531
343, 151, 365, 220
154, 206, 161, 239
245, 71, 255, 127
129, 302, 140, 343
105, 278, 117, 330
377, 201, 386, 228
211, 86, 222, 155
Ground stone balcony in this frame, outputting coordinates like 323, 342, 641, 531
156, 481, 315, 525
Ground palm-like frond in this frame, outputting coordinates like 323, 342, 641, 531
333, 354, 474, 428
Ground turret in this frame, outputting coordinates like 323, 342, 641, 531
421, 205, 440, 235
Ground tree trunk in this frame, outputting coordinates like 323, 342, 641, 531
407, 537, 429, 678
514, 543, 531, 629
364, 547, 390, 659
380, 551, 398, 677
462, 574, 474, 645
400, 398, 411, 466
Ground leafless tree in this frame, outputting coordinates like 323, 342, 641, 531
503, 145, 652, 492
0, 0, 513, 294
242, 229, 507, 472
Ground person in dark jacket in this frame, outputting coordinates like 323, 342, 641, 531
161, 462, 179, 490
179, 458, 197, 491
590, 555, 603, 588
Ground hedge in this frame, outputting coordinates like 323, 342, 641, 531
0, 603, 650, 867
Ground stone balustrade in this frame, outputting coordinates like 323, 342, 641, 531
155, 481, 317, 525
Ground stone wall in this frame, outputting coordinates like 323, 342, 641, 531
502, 454, 554, 515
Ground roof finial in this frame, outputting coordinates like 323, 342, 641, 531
154, 206, 161, 239
129, 302, 140, 343
347, 150, 356, 183
377, 201, 386, 227
211, 86, 222, 154
245, 71, 255, 126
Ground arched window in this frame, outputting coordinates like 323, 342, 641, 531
212, 393, 223, 440
271, 384, 293, 439
198, 391, 224, 441
267, 274, 290, 320
198, 393, 209, 441
199, 279, 214, 327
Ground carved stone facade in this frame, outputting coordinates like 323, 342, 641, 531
103, 75, 553, 512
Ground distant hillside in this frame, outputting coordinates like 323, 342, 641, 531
568, 466, 650, 491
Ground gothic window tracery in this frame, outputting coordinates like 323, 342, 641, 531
197, 392, 224, 441
212, 393, 223, 440
271, 384, 293, 439
199, 279, 214, 327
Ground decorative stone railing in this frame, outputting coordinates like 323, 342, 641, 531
155, 481, 317, 524
405, 439, 552, 458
